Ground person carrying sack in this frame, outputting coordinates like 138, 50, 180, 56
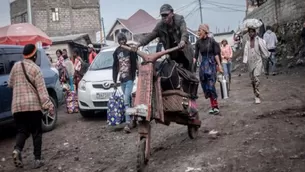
8, 44, 54, 169
107, 89, 125, 126
112, 33, 138, 133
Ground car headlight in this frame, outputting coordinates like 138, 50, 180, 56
79, 80, 86, 91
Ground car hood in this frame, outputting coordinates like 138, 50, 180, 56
83, 69, 113, 82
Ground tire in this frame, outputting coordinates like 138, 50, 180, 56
137, 138, 148, 172
79, 110, 95, 118
187, 113, 199, 139
42, 96, 58, 132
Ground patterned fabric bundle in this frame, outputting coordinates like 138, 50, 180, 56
107, 91, 125, 126
65, 90, 79, 114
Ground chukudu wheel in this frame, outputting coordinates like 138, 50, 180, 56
137, 138, 148, 172
187, 112, 199, 139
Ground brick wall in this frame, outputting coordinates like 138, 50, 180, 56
10, 0, 28, 24
245, 0, 305, 26
71, 7, 101, 41
11, 0, 101, 43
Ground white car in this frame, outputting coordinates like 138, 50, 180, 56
78, 45, 146, 117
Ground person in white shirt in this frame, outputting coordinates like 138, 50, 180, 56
263, 26, 278, 75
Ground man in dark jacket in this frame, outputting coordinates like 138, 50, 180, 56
113, 33, 138, 133
135, 4, 194, 71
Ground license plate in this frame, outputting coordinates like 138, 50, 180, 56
96, 92, 111, 99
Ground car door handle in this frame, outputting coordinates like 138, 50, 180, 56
1, 81, 8, 86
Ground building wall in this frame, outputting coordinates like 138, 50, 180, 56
10, 0, 28, 24
10, 0, 101, 43
107, 22, 133, 42
188, 34, 198, 44
245, 0, 305, 26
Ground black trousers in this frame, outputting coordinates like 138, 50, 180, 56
13, 111, 43, 160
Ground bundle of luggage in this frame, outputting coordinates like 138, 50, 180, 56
107, 90, 125, 126
65, 90, 79, 114
157, 59, 199, 99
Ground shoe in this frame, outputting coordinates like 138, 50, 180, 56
12, 149, 23, 168
213, 108, 220, 115
32, 159, 44, 169
208, 109, 214, 114
124, 125, 131, 133
255, 97, 261, 104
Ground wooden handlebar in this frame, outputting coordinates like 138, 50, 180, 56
120, 45, 181, 62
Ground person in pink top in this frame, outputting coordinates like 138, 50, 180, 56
88, 44, 97, 64
220, 39, 233, 83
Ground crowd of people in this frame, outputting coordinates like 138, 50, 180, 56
9, 3, 305, 170
110, 4, 285, 135
52, 45, 96, 92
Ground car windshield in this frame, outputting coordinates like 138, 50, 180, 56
147, 45, 157, 53
90, 50, 114, 70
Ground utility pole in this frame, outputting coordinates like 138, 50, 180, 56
27, 0, 32, 24
198, 0, 203, 23
101, 17, 106, 44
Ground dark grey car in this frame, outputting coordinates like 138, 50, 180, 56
0, 45, 64, 132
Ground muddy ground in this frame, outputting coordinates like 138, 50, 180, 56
0, 67, 305, 172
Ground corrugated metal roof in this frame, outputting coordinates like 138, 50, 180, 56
51, 33, 89, 43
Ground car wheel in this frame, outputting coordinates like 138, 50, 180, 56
41, 96, 58, 132
79, 110, 95, 118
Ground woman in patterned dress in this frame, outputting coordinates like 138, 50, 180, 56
55, 49, 67, 85
194, 24, 223, 115
72, 48, 82, 91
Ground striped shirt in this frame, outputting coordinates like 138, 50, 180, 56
8, 59, 51, 114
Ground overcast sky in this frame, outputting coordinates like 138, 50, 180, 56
0, 0, 246, 33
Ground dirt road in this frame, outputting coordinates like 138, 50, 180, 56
1, 68, 305, 172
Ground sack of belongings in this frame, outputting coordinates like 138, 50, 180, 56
176, 65, 199, 99
156, 59, 180, 91
242, 19, 263, 29
157, 59, 199, 98
66, 90, 79, 114
107, 90, 125, 126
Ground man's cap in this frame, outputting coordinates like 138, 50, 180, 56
23, 44, 37, 59
160, 4, 173, 15
88, 44, 94, 48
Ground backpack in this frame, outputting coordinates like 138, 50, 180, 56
107, 90, 125, 126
